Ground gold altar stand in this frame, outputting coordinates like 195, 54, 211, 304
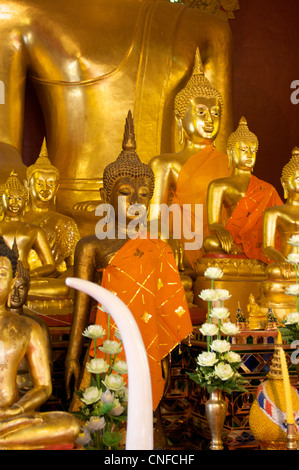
159, 324, 298, 450
193, 254, 266, 321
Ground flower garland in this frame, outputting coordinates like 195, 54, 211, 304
188, 267, 247, 394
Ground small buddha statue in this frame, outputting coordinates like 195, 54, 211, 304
0, 237, 80, 449
247, 293, 267, 330
148, 48, 230, 267
25, 138, 80, 275
203, 117, 283, 263
7, 258, 53, 392
65, 111, 192, 413
0, 170, 69, 300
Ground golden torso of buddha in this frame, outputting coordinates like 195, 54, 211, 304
0, 0, 233, 215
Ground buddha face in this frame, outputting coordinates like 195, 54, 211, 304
10, 277, 29, 309
284, 169, 299, 196
2, 188, 26, 217
29, 170, 58, 204
231, 140, 257, 171
107, 176, 152, 226
0, 257, 13, 304
181, 96, 221, 145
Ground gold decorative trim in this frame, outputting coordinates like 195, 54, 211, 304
169, 0, 240, 20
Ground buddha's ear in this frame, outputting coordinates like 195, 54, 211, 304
282, 182, 288, 200
227, 149, 232, 170
174, 110, 184, 146
100, 187, 108, 203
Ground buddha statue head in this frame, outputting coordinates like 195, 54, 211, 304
9, 259, 30, 310
26, 138, 60, 207
100, 110, 155, 227
174, 48, 223, 146
280, 147, 299, 200
226, 117, 259, 171
1, 170, 28, 218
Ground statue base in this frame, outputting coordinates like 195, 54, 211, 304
258, 279, 297, 325
194, 254, 266, 321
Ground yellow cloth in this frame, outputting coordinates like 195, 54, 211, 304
90, 235, 192, 410
225, 175, 283, 263
171, 145, 230, 266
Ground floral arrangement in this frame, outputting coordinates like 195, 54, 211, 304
187, 267, 247, 394
74, 311, 128, 449
279, 235, 299, 343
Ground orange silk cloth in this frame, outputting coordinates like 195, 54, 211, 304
225, 175, 283, 263
90, 235, 192, 410
171, 145, 230, 266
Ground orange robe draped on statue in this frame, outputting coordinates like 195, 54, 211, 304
225, 175, 283, 263
90, 235, 192, 410
171, 145, 230, 266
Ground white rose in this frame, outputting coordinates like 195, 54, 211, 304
198, 289, 220, 302
199, 323, 219, 336
98, 340, 123, 355
226, 351, 241, 363
112, 360, 128, 375
285, 312, 299, 325
211, 307, 230, 320
288, 235, 299, 247
102, 374, 125, 391
285, 284, 299, 296
214, 289, 231, 301
214, 362, 234, 381
204, 267, 223, 280
86, 358, 109, 375
81, 386, 102, 405
197, 351, 218, 367
83, 324, 106, 339
287, 253, 299, 264
221, 322, 240, 336
211, 339, 231, 354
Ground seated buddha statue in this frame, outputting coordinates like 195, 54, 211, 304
7, 258, 53, 392
65, 111, 193, 412
25, 138, 80, 276
148, 48, 231, 268
0, 0, 233, 228
194, 117, 283, 319
0, 237, 80, 449
203, 117, 282, 263
0, 170, 70, 299
259, 148, 299, 317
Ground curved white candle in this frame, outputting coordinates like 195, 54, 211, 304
65, 277, 153, 450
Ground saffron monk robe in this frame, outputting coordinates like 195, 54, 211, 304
90, 234, 192, 411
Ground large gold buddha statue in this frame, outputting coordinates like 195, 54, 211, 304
194, 118, 282, 318
149, 48, 230, 267
25, 138, 80, 275
0, 237, 80, 449
259, 148, 299, 319
0, 170, 70, 302
0, 0, 233, 228
65, 111, 192, 412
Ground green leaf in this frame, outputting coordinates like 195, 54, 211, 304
102, 431, 123, 447
93, 402, 114, 416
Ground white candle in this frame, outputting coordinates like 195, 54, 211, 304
66, 277, 153, 450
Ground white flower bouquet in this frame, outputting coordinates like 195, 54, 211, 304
74, 310, 128, 449
188, 267, 247, 394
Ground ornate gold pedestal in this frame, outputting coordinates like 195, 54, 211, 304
194, 254, 266, 321
258, 279, 297, 325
